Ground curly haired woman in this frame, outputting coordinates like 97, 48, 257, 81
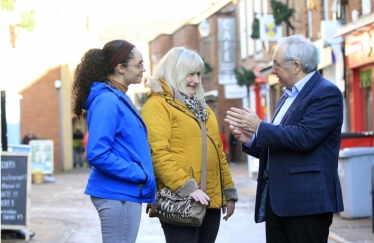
72, 40, 156, 243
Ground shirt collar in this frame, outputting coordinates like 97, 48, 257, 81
284, 71, 316, 97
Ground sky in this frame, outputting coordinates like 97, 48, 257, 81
10, 0, 220, 40
99, 0, 219, 19
0, 0, 223, 135
0, 0, 222, 93
96, 0, 220, 41
94, 0, 222, 90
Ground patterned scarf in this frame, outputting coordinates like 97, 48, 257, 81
181, 94, 207, 122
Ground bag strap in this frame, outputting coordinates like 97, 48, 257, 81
199, 120, 207, 192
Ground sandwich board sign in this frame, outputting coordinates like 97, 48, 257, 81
1, 152, 32, 241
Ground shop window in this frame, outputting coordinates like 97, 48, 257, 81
359, 70, 371, 88
362, 0, 371, 15
359, 70, 372, 130
366, 87, 372, 130
335, 0, 348, 24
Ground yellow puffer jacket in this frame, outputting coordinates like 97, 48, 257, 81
141, 79, 238, 208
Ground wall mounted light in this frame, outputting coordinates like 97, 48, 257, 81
54, 80, 61, 89
198, 20, 211, 38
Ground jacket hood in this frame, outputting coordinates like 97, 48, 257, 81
145, 77, 165, 95
145, 77, 207, 108
83, 81, 120, 110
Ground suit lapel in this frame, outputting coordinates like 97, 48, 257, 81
271, 94, 288, 123
280, 71, 321, 124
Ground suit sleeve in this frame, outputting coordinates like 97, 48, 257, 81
257, 83, 343, 152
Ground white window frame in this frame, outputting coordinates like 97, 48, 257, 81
362, 0, 371, 15
239, 0, 247, 59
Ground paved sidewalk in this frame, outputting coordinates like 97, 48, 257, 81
1, 162, 373, 243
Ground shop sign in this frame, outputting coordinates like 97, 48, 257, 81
218, 18, 237, 85
345, 31, 374, 56
259, 15, 282, 41
224, 84, 247, 99
345, 41, 362, 56
362, 32, 372, 56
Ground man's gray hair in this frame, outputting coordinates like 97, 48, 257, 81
277, 34, 318, 73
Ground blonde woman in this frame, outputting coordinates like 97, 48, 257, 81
141, 47, 238, 243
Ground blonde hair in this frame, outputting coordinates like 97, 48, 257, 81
154, 46, 205, 99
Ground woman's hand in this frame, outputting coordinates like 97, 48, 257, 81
222, 200, 235, 221
189, 189, 210, 206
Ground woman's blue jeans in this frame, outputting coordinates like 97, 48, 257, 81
91, 196, 142, 243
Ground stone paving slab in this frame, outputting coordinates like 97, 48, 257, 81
1, 163, 373, 243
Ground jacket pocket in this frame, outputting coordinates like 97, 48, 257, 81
289, 164, 321, 174
137, 162, 149, 184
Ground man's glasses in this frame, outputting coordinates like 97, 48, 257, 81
272, 60, 303, 71
122, 62, 145, 69
272, 60, 293, 70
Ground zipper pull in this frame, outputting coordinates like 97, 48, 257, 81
139, 184, 143, 197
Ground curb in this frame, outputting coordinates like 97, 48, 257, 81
328, 232, 351, 243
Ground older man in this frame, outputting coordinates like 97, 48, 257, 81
225, 34, 344, 243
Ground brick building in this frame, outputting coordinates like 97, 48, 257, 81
148, 0, 244, 161
335, 0, 374, 133
1, 6, 101, 172
237, 0, 374, 134
2, 0, 373, 172
148, 0, 374, 165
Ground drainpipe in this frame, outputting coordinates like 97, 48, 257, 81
324, 0, 329, 20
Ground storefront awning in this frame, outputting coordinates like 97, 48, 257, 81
254, 64, 274, 84
260, 65, 272, 75
259, 65, 279, 85
334, 12, 374, 37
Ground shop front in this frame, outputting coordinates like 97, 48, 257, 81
336, 18, 374, 133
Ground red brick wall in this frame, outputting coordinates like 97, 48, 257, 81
19, 66, 62, 172
149, 34, 173, 74
344, 0, 374, 21
172, 25, 200, 51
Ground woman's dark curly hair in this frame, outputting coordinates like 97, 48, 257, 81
72, 40, 134, 119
